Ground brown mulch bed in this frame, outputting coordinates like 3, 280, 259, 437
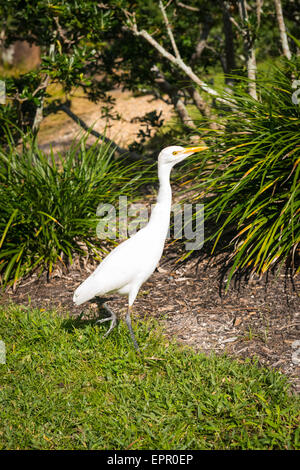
1, 246, 299, 393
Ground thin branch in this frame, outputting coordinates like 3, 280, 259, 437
228, 14, 244, 34
59, 104, 153, 163
123, 9, 237, 109
123, 11, 227, 102
175, 1, 200, 12
32, 74, 50, 98
256, 0, 263, 28
54, 16, 70, 44
159, 0, 181, 59
32, 75, 50, 133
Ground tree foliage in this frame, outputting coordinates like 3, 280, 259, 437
1, 0, 299, 143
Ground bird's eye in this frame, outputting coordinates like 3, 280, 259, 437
172, 151, 178, 155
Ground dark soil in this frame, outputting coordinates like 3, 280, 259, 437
2, 244, 299, 394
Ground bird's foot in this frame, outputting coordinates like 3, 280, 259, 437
96, 303, 118, 338
96, 303, 140, 352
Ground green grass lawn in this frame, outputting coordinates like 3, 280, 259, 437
0, 304, 299, 450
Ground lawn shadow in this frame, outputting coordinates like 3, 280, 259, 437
61, 296, 117, 333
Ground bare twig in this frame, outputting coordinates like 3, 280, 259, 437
256, 0, 263, 28
32, 75, 50, 133
123, 10, 234, 107
59, 103, 153, 163
175, 1, 200, 12
228, 14, 244, 34
32, 74, 50, 98
54, 16, 70, 44
159, 0, 181, 59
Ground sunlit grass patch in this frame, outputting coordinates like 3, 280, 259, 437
0, 305, 299, 450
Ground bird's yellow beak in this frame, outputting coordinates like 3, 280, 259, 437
183, 144, 208, 154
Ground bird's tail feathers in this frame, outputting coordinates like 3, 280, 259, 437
73, 277, 103, 305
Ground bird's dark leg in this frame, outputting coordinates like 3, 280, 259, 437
96, 303, 118, 338
125, 306, 140, 352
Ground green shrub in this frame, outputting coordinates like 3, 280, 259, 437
0, 131, 150, 287
186, 58, 300, 284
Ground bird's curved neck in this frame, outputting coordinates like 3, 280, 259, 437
148, 163, 172, 231
157, 163, 172, 203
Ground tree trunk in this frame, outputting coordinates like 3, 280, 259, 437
185, 84, 220, 130
274, 0, 292, 60
151, 65, 196, 128
222, 1, 236, 87
190, 14, 213, 66
247, 46, 257, 100
186, 85, 211, 119
239, 0, 258, 100
32, 95, 45, 136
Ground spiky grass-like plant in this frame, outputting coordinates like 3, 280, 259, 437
0, 131, 151, 287
184, 58, 300, 284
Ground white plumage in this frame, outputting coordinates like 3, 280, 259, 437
73, 144, 207, 350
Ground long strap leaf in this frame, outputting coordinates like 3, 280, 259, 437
0, 209, 18, 249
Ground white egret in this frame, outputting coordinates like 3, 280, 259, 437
73, 144, 207, 350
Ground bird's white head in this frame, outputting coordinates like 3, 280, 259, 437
158, 144, 208, 168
